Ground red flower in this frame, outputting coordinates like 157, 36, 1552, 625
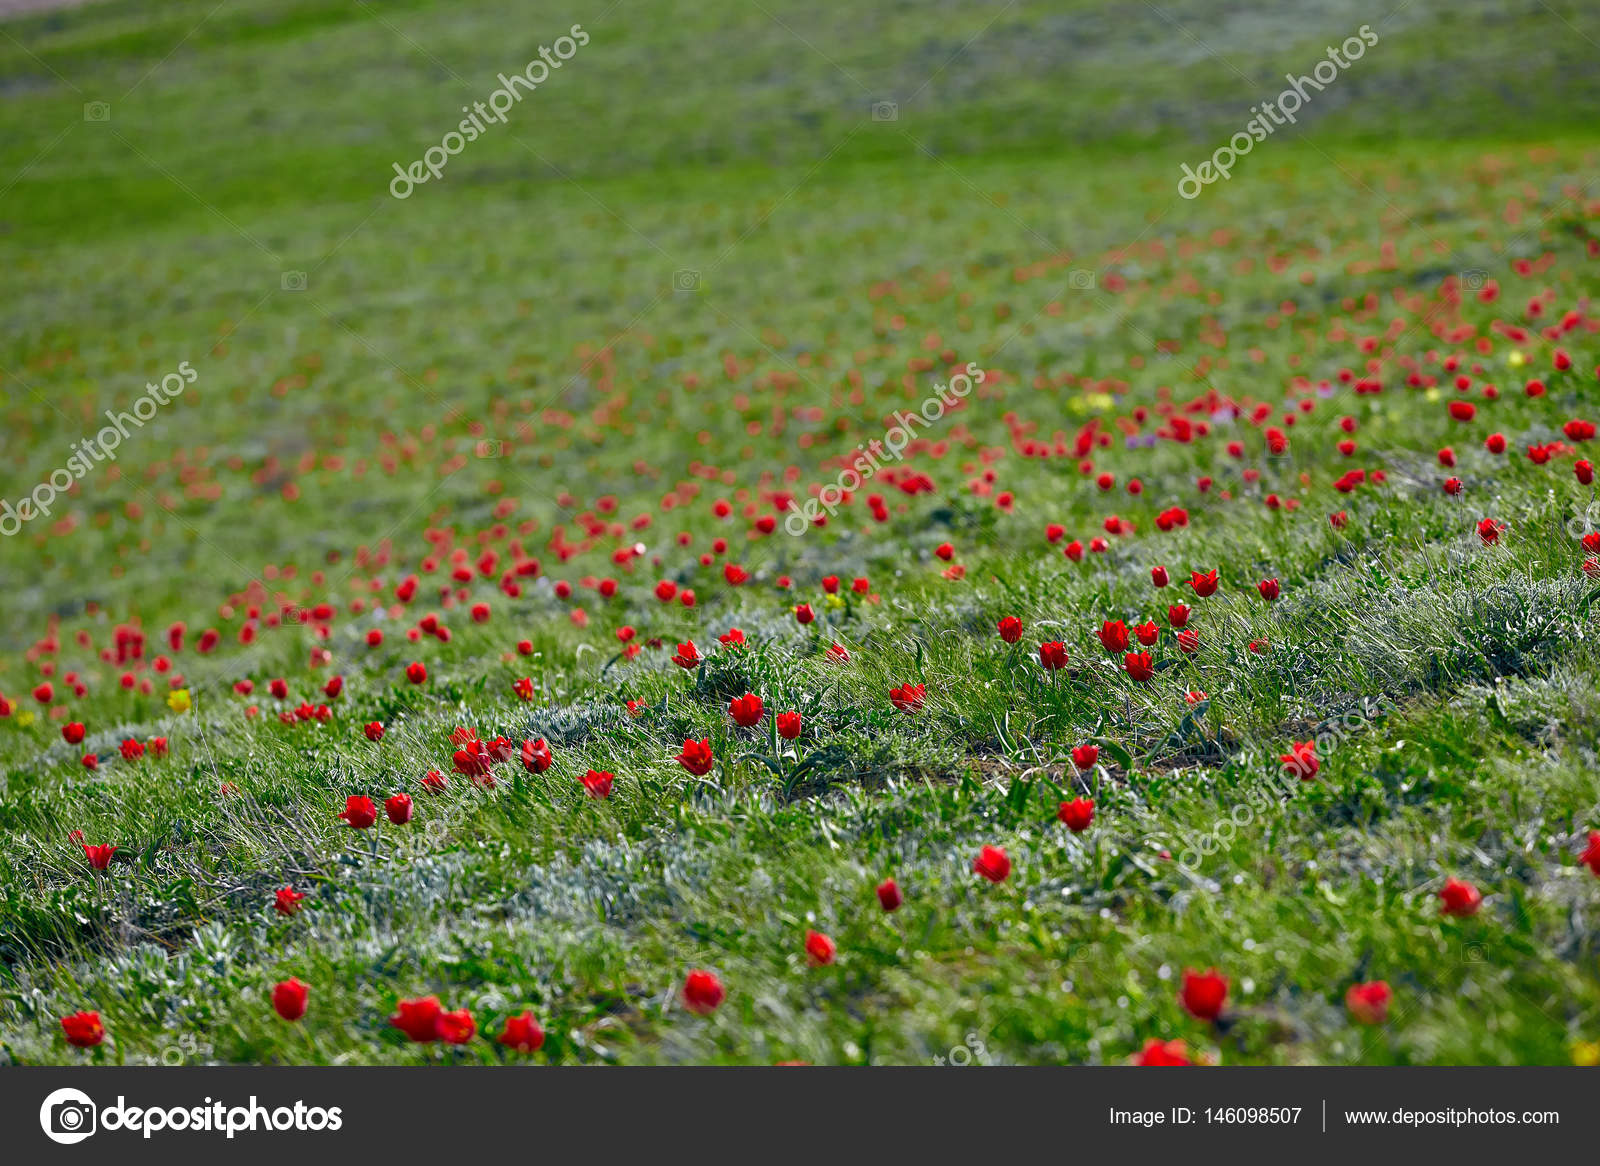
1071, 744, 1099, 771
997, 616, 1023, 643
804, 930, 837, 967
390, 996, 444, 1042
1167, 604, 1190, 628
1124, 652, 1155, 683
521, 738, 554, 773
580, 769, 614, 798
33, 682, 53, 704
1058, 797, 1094, 832
512, 677, 535, 701
272, 978, 309, 1022
682, 969, 726, 1015
364, 722, 385, 741
82, 844, 116, 870
1448, 400, 1477, 422
876, 878, 902, 911
934, 542, 954, 561
1345, 981, 1391, 1025
1578, 460, 1595, 485
1133, 620, 1159, 646
436, 1009, 476, 1044
1439, 877, 1482, 917
405, 662, 427, 684
454, 739, 494, 777
776, 711, 802, 740
120, 738, 145, 761
677, 738, 714, 775
1281, 740, 1319, 780
421, 769, 449, 794
1179, 967, 1228, 1021
385, 793, 413, 824
338, 796, 378, 829
323, 675, 344, 700
729, 692, 764, 727
1477, 517, 1502, 544
1175, 628, 1198, 654
794, 603, 815, 625
1151, 565, 1169, 588
1257, 578, 1279, 602
1038, 641, 1069, 671
498, 1012, 545, 1053
826, 643, 851, 664
719, 627, 746, 647
972, 845, 1011, 883
1443, 476, 1463, 495
889, 683, 926, 712
1098, 620, 1129, 652
672, 641, 701, 668
1133, 1038, 1190, 1066
1580, 831, 1600, 876
274, 886, 307, 916
148, 736, 168, 757
1188, 570, 1218, 597
62, 722, 85, 745
61, 1010, 106, 1048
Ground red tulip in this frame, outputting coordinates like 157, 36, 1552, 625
1179, 967, 1228, 1021
120, 738, 145, 761
776, 711, 802, 740
1133, 1038, 1190, 1066
1167, 604, 1190, 628
1133, 620, 1159, 646
385, 793, 413, 824
521, 737, 554, 773
498, 1011, 545, 1053
972, 845, 1011, 883
1257, 578, 1279, 602
1439, 877, 1482, 916
677, 738, 714, 775
1071, 744, 1099, 770
1577, 460, 1594, 485
1189, 570, 1219, 597
1345, 981, 1391, 1025
1280, 740, 1319, 780
889, 683, 925, 712
364, 721, 385, 741
274, 886, 306, 916
682, 969, 726, 1015
580, 769, 614, 799
272, 978, 309, 1021
1097, 620, 1129, 653
1151, 565, 1169, 588
1058, 797, 1094, 832
436, 1009, 476, 1044
804, 930, 837, 967
1038, 641, 1069, 671
82, 844, 116, 870
672, 641, 701, 668
405, 662, 427, 684
390, 996, 445, 1042
729, 693, 764, 727
876, 878, 902, 911
1124, 652, 1155, 683
60, 1010, 106, 1048
1476, 517, 1502, 545
997, 616, 1023, 643
338, 796, 377, 829
62, 722, 86, 745
1580, 831, 1600, 876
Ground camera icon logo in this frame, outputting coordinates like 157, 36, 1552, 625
83, 102, 110, 122
672, 269, 700, 293
870, 100, 899, 122
40, 1087, 98, 1145
1460, 268, 1488, 290
474, 439, 505, 458
1067, 268, 1096, 290
281, 271, 308, 292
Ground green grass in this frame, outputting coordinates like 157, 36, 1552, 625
1, 0, 1599, 1065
